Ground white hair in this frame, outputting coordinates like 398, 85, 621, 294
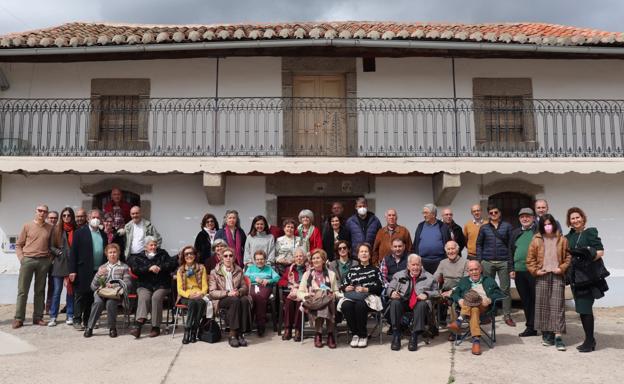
298, 209, 314, 221
407, 253, 422, 264
423, 203, 437, 215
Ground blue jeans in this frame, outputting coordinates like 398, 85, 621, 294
50, 276, 74, 319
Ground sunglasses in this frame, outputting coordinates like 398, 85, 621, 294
222, 254, 234, 258
37, 209, 48, 213
338, 246, 348, 250
488, 210, 500, 215
184, 251, 196, 257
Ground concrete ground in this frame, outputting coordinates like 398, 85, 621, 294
0, 304, 622, 384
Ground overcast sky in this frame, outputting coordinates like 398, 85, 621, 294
1, 0, 622, 35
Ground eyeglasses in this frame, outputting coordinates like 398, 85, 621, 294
62, 213, 72, 218
488, 210, 500, 215
184, 252, 196, 257
222, 254, 234, 258
338, 246, 348, 251
37, 208, 48, 213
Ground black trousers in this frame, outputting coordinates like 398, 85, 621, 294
74, 290, 94, 326
422, 259, 441, 275
341, 299, 369, 338
180, 297, 206, 329
515, 271, 536, 329
219, 296, 251, 333
389, 299, 429, 333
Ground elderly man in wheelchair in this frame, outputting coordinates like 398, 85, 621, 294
386, 254, 439, 351
447, 260, 505, 355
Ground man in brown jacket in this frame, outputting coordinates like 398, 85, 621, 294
373, 208, 412, 266
13, 204, 53, 328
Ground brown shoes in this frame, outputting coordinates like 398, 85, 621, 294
33, 319, 46, 326
327, 333, 336, 349
294, 329, 302, 342
149, 327, 161, 338
447, 321, 461, 334
314, 332, 323, 348
12, 320, 24, 329
471, 339, 482, 355
282, 328, 292, 341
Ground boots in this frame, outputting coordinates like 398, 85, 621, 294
182, 328, 191, 344
578, 314, 596, 352
314, 332, 323, 348
294, 329, 302, 342
391, 331, 401, 351
130, 322, 142, 339
327, 333, 336, 349
282, 327, 292, 341
190, 326, 198, 343
408, 332, 419, 352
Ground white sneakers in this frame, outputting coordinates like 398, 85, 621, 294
65, 317, 73, 326
350, 335, 369, 348
358, 337, 368, 348
47, 318, 57, 327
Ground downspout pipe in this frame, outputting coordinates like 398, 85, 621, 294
0, 39, 624, 57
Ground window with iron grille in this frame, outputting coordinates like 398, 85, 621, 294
88, 79, 150, 151
472, 78, 536, 151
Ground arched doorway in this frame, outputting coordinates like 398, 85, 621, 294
488, 192, 533, 228
94, 189, 141, 211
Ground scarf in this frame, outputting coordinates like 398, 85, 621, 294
220, 263, 235, 291
178, 262, 204, 292
224, 227, 243, 266
63, 222, 75, 246
297, 224, 316, 244
204, 227, 217, 243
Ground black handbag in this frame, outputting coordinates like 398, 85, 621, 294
198, 318, 221, 343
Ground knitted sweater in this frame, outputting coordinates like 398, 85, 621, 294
244, 264, 280, 286
244, 232, 276, 265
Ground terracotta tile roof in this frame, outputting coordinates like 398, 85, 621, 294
1, 21, 623, 49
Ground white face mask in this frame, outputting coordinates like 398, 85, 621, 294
146, 252, 156, 259
357, 207, 368, 216
89, 218, 101, 228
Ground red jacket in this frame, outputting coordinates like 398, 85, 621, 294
295, 226, 322, 253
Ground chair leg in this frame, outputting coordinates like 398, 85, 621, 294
171, 308, 179, 338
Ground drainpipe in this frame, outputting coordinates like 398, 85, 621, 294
0, 68, 9, 90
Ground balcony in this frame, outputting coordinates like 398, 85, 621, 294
1, 97, 623, 157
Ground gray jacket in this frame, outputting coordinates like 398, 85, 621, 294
386, 269, 439, 301
50, 229, 71, 277
123, 219, 161, 257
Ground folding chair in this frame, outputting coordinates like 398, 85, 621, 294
170, 300, 188, 338
452, 296, 506, 349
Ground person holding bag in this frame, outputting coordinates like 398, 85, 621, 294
339, 243, 383, 349
83, 243, 131, 338
176, 245, 208, 345
297, 248, 339, 348
565, 207, 606, 353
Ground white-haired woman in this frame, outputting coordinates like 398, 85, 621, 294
296, 209, 322, 252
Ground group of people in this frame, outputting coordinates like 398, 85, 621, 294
13, 190, 606, 355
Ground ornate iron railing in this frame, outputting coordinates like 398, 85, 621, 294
1, 97, 623, 157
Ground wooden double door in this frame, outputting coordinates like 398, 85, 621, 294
277, 196, 356, 228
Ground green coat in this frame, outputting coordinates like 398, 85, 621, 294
450, 275, 505, 303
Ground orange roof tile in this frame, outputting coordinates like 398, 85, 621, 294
1, 21, 623, 49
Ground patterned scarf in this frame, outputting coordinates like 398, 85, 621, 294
178, 262, 204, 292
297, 224, 316, 244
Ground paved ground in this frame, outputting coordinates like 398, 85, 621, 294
0, 304, 622, 384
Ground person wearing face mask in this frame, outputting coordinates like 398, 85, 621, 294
526, 214, 571, 352
68, 209, 107, 331
345, 197, 382, 259
127, 236, 178, 339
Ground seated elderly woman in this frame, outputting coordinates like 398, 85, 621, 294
297, 249, 339, 349
244, 250, 280, 337
84, 243, 132, 338
127, 236, 178, 338
340, 243, 383, 349
277, 247, 308, 341
448, 260, 505, 356
386, 254, 439, 351
209, 247, 252, 348
207, 238, 228, 272
176, 245, 208, 345
433, 240, 469, 335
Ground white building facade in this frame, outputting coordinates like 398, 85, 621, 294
1, 22, 623, 305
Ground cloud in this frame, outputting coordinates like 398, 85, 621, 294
0, 0, 622, 35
